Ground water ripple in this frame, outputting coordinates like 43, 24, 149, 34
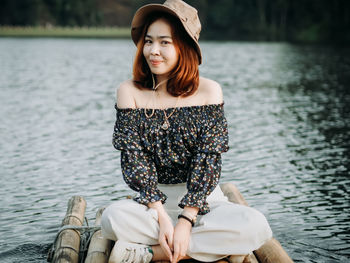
1, 39, 349, 262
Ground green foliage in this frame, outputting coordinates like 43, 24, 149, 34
0, 26, 130, 38
0, 0, 349, 43
295, 24, 324, 43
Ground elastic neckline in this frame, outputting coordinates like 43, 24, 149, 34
115, 102, 224, 111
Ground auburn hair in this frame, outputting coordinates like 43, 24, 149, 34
132, 12, 199, 97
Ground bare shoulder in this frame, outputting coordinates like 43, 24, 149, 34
116, 80, 137, 109
198, 77, 223, 105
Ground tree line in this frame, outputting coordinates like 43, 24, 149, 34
1, 0, 349, 43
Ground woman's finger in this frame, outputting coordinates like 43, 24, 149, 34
166, 232, 174, 252
172, 242, 180, 263
160, 236, 173, 261
179, 243, 186, 260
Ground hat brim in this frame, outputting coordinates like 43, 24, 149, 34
131, 4, 202, 64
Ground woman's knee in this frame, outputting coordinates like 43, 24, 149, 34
210, 203, 271, 236
250, 208, 272, 237
232, 206, 272, 243
103, 199, 137, 223
101, 199, 135, 240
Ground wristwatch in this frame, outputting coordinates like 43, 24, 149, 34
178, 211, 197, 226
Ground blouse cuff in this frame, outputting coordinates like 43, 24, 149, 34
134, 186, 167, 206
179, 191, 210, 215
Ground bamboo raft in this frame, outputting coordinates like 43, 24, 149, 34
47, 183, 294, 263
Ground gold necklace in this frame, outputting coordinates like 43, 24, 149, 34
144, 75, 179, 130
161, 96, 179, 130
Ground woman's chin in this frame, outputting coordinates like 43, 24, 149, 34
150, 69, 170, 76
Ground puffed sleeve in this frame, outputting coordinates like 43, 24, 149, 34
113, 106, 167, 205
179, 104, 229, 215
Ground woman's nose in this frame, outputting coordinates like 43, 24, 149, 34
150, 43, 160, 55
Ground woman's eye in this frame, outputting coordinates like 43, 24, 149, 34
145, 39, 152, 44
162, 41, 170, 45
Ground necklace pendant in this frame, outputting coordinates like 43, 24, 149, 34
161, 121, 169, 130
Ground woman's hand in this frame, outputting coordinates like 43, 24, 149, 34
148, 201, 174, 261
158, 212, 174, 261
172, 218, 192, 263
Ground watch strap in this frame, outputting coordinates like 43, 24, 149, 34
178, 214, 194, 226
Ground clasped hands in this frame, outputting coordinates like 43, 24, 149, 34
149, 201, 198, 263
158, 211, 192, 263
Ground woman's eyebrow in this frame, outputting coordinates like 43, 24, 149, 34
145, 34, 172, 39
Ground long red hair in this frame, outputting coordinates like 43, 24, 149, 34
132, 12, 199, 97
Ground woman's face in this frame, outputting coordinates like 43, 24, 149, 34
143, 18, 179, 78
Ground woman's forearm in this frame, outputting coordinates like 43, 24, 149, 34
148, 201, 168, 221
182, 206, 199, 217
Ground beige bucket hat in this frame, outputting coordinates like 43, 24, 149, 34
131, 0, 202, 64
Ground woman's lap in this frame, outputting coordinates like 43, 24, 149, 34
101, 198, 272, 261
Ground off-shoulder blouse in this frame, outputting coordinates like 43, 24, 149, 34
112, 103, 229, 215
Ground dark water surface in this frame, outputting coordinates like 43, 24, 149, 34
0, 39, 349, 262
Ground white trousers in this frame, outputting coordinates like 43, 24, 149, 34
101, 183, 272, 262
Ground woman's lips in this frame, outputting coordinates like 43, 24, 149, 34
150, 60, 162, 66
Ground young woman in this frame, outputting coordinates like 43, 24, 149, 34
101, 1, 272, 263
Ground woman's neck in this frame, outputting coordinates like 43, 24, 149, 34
154, 75, 169, 93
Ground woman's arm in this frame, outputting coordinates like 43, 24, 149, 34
115, 81, 172, 259
173, 81, 228, 262
114, 80, 168, 205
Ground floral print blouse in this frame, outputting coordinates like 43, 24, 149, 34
113, 103, 229, 215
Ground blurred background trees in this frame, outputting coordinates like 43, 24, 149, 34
0, 0, 349, 43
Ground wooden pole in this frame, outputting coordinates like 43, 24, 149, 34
243, 254, 259, 263
253, 239, 293, 263
85, 207, 112, 263
52, 196, 86, 263
229, 254, 259, 263
220, 183, 294, 263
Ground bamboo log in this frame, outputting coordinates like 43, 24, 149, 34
220, 183, 294, 263
85, 207, 112, 263
253, 239, 293, 263
243, 254, 259, 263
52, 196, 86, 263
228, 254, 258, 263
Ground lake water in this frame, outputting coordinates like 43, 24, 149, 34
0, 38, 349, 263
